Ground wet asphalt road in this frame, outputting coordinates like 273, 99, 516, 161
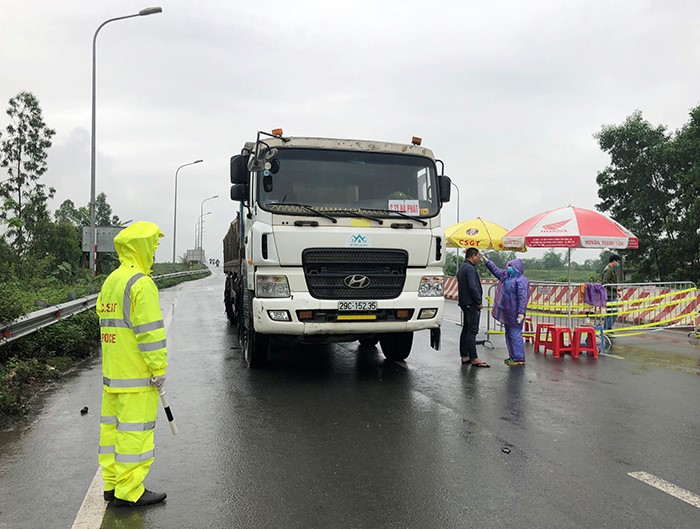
1, 268, 699, 528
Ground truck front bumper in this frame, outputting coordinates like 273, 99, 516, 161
252, 293, 444, 336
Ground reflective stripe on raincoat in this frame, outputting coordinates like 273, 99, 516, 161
97, 221, 167, 393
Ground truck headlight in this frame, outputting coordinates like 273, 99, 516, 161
418, 276, 444, 297
257, 275, 290, 298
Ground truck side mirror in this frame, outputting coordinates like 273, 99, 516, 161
230, 183, 248, 202
230, 155, 248, 184
438, 175, 452, 203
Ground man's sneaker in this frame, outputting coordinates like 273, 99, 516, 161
504, 358, 525, 366
114, 489, 167, 507
104, 490, 115, 502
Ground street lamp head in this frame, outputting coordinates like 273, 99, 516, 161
139, 7, 163, 16
193, 159, 203, 164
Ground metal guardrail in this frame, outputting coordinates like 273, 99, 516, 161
0, 269, 209, 347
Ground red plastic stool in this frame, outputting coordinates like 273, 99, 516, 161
572, 326, 598, 359
544, 326, 573, 359
523, 317, 534, 343
533, 323, 555, 353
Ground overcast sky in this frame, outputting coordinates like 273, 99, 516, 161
1, 0, 699, 263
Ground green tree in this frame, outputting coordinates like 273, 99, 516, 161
27, 221, 82, 280
541, 249, 564, 279
595, 111, 674, 280
482, 250, 517, 269
0, 92, 56, 272
55, 193, 120, 228
596, 107, 700, 282
55, 199, 84, 227
95, 192, 121, 226
665, 107, 700, 282
443, 250, 463, 277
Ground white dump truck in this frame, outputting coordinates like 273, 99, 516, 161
223, 130, 452, 367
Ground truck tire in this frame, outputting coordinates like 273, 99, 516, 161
224, 277, 237, 325
240, 289, 269, 368
242, 324, 269, 368
358, 337, 379, 347
380, 332, 413, 361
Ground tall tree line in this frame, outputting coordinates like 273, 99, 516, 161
0, 91, 121, 280
596, 107, 700, 283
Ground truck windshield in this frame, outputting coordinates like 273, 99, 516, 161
258, 149, 439, 218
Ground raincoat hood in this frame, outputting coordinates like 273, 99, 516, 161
113, 221, 164, 275
507, 258, 524, 276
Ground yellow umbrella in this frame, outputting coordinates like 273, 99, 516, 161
444, 217, 526, 251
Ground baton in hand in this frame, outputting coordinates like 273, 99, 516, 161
158, 391, 178, 435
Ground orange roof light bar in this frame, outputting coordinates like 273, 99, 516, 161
271, 128, 284, 136
411, 136, 422, 146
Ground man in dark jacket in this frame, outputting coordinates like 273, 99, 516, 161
601, 254, 622, 330
457, 248, 489, 367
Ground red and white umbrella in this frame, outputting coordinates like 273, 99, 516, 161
502, 206, 638, 250
502, 206, 638, 329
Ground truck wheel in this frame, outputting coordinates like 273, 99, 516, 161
241, 318, 269, 368
224, 278, 237, 325
380, 332, 413, 361
358, 337, 379, 347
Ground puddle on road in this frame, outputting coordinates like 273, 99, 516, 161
608, 337, 700, 375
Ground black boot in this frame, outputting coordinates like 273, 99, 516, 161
114, 489, 167, 507
104, 490, 115, 502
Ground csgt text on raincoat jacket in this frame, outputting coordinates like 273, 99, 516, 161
97, 221, 167, 393
485, 258, 530, 327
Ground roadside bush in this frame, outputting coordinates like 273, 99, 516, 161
0, 270, 208, 418
0, 311, 98, 416
156, 269, 211, 290
0, 280, 34, 322
6, 311, 99, 363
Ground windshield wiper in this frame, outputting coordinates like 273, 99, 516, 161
360, 208, 428, 226
268, 202, 337, 223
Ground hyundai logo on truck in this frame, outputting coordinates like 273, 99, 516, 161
344, 275, 371, 289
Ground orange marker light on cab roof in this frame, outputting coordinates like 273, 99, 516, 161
271, 128, 284, 136
411, 136, 422, 146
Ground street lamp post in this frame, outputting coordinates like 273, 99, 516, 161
172, 160, 203, 268
451, 181, 461, 261
199, 195, 218, 250
197, 212, 212, 262
89, 7, 162, 275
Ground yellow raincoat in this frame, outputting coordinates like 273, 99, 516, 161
97, 221, 167, 502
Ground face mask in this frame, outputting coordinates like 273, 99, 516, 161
507, 266, 517, 277
614, 262, 620, 268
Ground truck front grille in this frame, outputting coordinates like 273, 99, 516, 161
302, 248, 407, 300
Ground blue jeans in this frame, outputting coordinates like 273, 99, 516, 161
604, 296, 618, 330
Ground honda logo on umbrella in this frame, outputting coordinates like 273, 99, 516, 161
542, 219, 571, 232
344, 275, 371, 289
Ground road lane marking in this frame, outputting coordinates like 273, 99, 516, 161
70, 469, 106, 529
628, 471, 700, 509
603, 353, 624, 360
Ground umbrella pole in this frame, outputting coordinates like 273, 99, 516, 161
567, 248, 572, 329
